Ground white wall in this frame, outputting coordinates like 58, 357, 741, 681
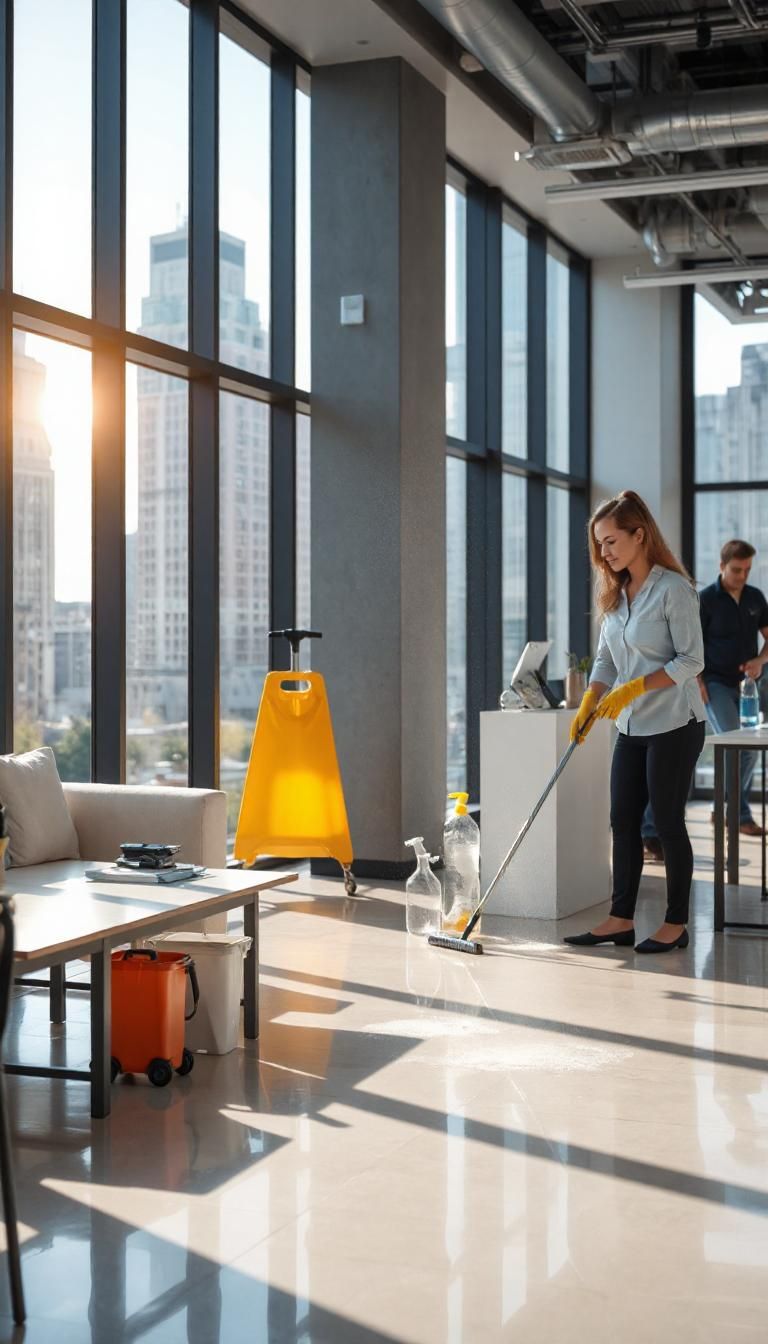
591, 257, 682, 556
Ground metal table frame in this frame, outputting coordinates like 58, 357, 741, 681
7, 890, 261, 1119
713, 742, 768, 932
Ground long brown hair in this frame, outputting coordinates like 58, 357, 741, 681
589, 491, 692, 615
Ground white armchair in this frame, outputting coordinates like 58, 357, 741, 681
63, 783, 229, 934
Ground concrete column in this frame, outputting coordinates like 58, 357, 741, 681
591, 257, 682, 555
311, 58, 446, 875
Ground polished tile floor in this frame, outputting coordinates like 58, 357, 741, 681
1, 804, 767, 1342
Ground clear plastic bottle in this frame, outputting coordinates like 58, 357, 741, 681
499, 685, 520, 711
740, 675, 760, 729
442, 792, 480, 935
404, 837, 442, 936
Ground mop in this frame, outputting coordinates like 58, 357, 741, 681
428, 713, 596, 955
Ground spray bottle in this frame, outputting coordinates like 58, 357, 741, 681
404, 837, 442, 936
442, 792, 480, 935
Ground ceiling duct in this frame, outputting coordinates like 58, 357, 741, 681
416, 3, 768, 165
415, 0, 602, 140
613, 87, 768, 155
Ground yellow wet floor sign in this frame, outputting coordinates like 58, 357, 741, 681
234, 669, 353, 871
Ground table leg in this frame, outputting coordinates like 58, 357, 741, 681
758, 747, 763, 903
90, 942, 111, 1120
727, 748, 740, 887
243, 896, 259, 1040
714, 747, 725, 933
50, 962, 66, 1024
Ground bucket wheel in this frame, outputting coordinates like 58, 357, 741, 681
175, 1048, 194, 1077
147, 1057, 173, 1088
342, 865, 357, 896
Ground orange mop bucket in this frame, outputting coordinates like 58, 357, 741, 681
234, 629, 356, 894
110, 949, 198, 1087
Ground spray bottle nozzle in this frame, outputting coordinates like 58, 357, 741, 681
405, 837, 439, 864
448, 792, 469, 816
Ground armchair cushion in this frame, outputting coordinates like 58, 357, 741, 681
62, 784, 229, 934
0, 747, 80, 868
63, 784, 227, 866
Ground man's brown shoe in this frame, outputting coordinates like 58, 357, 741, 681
643, 837, 664, 863
739, 820, 766, 837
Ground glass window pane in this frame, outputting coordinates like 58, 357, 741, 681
695, 491, 768, 598
219, 29, 271, 375
447, 458, 467, 792
446, 185, 467, 440
220, 394, 270, 842
13, 333, 92, 777
547, 485, 569, 680
546, 250, 570, 472
695, 293, 768, 483
126, 364, 189, 784
127, 0, 189, 345
502, 213, 527, 458
502, 474, 527, 682
296, 415, 311, 633
296, 87, 311, 391
13, 0, 92, 315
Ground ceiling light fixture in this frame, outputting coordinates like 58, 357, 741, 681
545, 165, 768, 203
624, 264, 768, 289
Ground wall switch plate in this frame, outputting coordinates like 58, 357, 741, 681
340, 294, 365, 325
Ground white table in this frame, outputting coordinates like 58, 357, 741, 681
480, 709, 614, 919
3, 863, 298, 1117
711, 727, 768, 933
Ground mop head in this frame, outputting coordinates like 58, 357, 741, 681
427, 933, 483, 955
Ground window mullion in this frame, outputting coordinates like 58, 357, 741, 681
269, 51, 297, 668
188, 0, 219, 786
91, 0, 126, 781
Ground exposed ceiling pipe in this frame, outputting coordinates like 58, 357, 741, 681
415, 0, 603, 140
553, 9, 768, 56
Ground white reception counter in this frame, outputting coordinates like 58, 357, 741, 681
480, 708, 614, 920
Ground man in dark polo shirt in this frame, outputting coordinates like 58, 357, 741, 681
700, 538, 768, 835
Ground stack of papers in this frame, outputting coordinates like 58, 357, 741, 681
85, 864, 206, 885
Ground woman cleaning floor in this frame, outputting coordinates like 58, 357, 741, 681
565, 490, 706, 955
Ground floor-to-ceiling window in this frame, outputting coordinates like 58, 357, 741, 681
1, 2, 310, 840
445, 170, 590, 799
687, 290, 768, 792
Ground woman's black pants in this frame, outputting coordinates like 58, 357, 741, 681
610, 719, 706, 925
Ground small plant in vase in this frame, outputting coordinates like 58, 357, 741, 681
565, 652, 592, 709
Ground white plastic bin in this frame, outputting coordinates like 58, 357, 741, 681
149, 932, 252, 1055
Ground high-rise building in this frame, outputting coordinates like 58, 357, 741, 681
53, 601, 91, 721
12, 332, 55, 728
130, 226, 271, 731
695, 343, 768, 593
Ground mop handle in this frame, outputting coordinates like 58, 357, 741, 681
462, 713, 597, 941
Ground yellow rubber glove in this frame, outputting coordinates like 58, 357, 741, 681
569, 687, 600, 744
594, 676, 647, 722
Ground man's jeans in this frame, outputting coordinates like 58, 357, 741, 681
705, 679, 756, 824
642, 679, 756, 838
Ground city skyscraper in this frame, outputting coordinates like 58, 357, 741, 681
131, 225, 271, 738
12, 331, 55, 728
695, 343, 768, 595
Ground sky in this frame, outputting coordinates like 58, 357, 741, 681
11, 0, 308, 605
694, 291, 768, 396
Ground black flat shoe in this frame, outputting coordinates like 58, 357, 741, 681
635, 929, 689, 955
563, 929, 635, 947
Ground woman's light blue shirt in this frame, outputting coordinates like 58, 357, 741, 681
591, 566, 706, 737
